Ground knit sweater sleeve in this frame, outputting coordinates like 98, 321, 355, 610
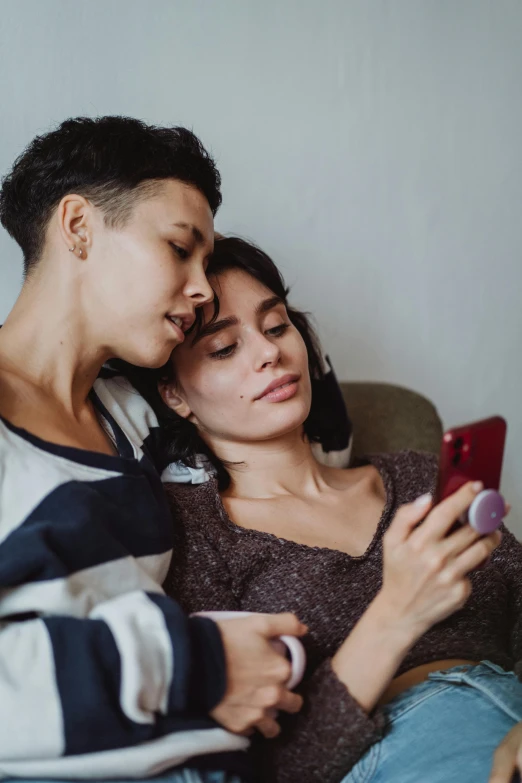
252, 658, 386, 783
162, 484, 241, 614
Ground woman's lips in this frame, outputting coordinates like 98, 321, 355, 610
166, 316, 185, 343
262, 380, 299, 403
255, 374, 300, 402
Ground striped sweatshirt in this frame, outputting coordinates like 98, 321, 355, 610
0, 373, 248, 780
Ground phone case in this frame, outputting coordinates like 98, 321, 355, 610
436, 416, 507, 503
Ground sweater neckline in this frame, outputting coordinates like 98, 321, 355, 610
210, 453, 395, 561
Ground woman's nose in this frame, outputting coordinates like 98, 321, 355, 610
255, 333, 281, 370
184, 265, 214, 306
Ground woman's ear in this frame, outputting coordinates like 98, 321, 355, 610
159, 382, 192, 419
57, 193, 93, 259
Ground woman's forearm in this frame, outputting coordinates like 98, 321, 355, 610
331, 592, 416, 713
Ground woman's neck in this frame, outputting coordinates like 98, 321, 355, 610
0, 268, 109, 416
214, 428, 331, 500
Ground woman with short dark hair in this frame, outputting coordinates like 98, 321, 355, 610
0, 117, 305, 783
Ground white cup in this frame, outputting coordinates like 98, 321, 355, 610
193, 610, 306, 689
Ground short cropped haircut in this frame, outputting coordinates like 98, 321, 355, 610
0, 116, 221, 276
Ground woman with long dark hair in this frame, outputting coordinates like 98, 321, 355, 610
130, 236, 522, 783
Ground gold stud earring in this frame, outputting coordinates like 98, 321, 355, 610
78, 247, 84, 258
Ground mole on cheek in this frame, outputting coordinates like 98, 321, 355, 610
240, 395, 244, 398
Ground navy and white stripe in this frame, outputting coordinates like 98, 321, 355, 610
0, 375, 248, 779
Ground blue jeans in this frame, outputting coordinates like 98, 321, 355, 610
342, 661, 522, 783
4, 771, 242, 783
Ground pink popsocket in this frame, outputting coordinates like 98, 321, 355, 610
468, 489, 505, 534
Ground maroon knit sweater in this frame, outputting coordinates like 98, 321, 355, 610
163, 451, 522, 783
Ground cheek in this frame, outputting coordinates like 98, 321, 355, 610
282, 332, 313, 405
102, 234, 173, 309
211, 368, 246, 402
89, 238, 142, 315
184, 361, 251, 426
284, 330, 311, 374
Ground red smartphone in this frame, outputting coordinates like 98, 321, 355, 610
436, 416, 507, 533
437, 416, 507, 501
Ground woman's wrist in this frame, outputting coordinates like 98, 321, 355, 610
368, 590, 422, 648
331, 593, 417, 712
333, 592, 415, 674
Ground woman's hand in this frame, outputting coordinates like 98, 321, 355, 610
210, 613, 307, 739
378, 481, 502, 639
490, 721, 522, 782
332, 482, 502, 713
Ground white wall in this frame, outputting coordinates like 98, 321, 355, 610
1, 0, 521, 531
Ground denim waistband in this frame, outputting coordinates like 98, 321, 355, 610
384, 660, 517, 723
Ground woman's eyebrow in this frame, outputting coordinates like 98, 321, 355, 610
191, 297, 284, 346
191, 316, 239, 346
256, 295, 285, 315
171, 221, 205, 245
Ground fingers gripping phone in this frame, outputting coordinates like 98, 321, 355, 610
436, 416, 507, 534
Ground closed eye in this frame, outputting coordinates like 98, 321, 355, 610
209, 343, 237, 359
266, 323, 290, 337
208, 324, 289, 360
169, 242, 189, 260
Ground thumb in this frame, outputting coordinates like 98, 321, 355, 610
254, 612, 308, 639
387, 494, 433, 544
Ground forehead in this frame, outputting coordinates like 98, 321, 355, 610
203, 268, 275, 320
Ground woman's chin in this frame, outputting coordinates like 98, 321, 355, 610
255, 402, 310, 441
117, 342, 173, 370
